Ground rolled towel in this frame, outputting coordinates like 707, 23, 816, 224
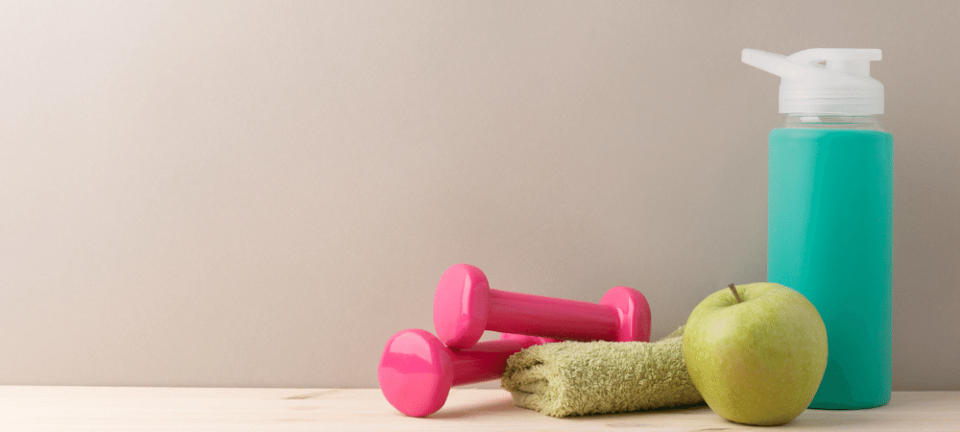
501, 326, 703, 417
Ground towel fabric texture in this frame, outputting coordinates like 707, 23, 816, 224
501, 326, 703, 417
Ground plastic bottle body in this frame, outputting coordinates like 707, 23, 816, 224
767, 114, 892, 409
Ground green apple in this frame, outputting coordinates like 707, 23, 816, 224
683, 282, 827, 426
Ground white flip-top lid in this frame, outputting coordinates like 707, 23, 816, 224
742, 48, 884, 115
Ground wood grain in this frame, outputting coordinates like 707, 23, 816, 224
0, 387, 957, 431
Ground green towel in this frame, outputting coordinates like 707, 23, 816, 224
501, 326, 703, 417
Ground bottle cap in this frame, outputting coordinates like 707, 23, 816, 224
742, 48, 884, 115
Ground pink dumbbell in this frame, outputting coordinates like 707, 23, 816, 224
434, 263, 651, 348
378, 329, 555, 417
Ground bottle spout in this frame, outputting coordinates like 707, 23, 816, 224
741, 49, 803, 79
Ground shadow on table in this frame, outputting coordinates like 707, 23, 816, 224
435, 400, 714, 422
567, 403, 711, 428
782, 403, 893, 430
429, 395, 905, 429
428, 397, 518, 419
592, 403, 891, 430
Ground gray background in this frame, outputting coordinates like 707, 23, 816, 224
1, 1, 957, 390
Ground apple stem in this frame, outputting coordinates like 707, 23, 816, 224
728, 283, 742, 303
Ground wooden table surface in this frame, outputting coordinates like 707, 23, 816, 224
0, 387, 957, 431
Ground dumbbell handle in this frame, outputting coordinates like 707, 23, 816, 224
488, 289, 618, 341
447, 338, 532, 385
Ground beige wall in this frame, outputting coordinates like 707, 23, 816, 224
1, 1, 958, 390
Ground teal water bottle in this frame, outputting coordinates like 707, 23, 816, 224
743, 48, 892, 409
